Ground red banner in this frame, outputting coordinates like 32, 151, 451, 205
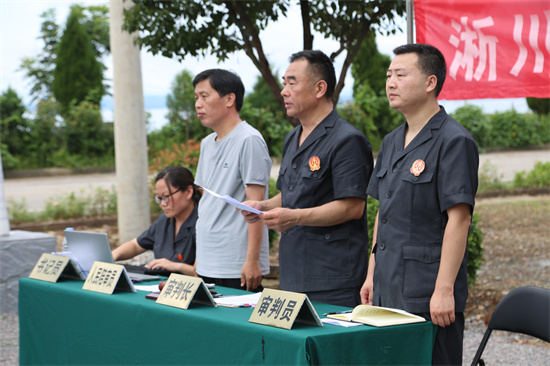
414, 0, 550, 100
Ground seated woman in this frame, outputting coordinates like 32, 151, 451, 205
112, 166, 200, 276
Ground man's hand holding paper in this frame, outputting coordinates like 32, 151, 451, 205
240, 200, 265, 223
200, 186, 264, 215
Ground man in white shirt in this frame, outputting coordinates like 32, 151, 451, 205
193, 69, 272, 291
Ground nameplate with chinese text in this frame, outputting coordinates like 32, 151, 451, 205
156, 274, 216, 310
82, 262, 136, 294
29, 253, 75, 283
249, 288, 323, 330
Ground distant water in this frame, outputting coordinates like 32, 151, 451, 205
101, 108, 169, 132
101, 95, 169, 132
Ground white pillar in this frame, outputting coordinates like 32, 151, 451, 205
109, 0, 150, 243
0, 152, 10, 236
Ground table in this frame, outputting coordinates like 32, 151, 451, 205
19, 278, 436, 365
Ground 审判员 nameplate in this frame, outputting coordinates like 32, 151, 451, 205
82, 261, 136, 294
156, 274, 216, 310
249, 288, 323, 330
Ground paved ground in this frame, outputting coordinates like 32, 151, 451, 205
2, 149, 549, 213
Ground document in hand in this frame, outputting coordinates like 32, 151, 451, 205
326, 305, 426, 327
199, 186, 263, 214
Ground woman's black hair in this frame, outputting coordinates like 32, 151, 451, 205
155, 166, 201, 205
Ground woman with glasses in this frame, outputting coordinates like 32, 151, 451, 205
112, 166, 201, 276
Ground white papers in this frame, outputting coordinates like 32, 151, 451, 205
321, 318, 363, 327
134, 284, 161, 292
199, 186, 264, 215
214, 292, 262, 307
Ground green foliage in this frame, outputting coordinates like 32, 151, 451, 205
352, 33, 391, 97
451, 105, 489, 147
19, 5, 110, 104
366, 198, 484, 288
1, 96, 114, 170
77, 5, 111, 59
0, 144, 18, 170
538, 114, 550, 144
7, 187, 117, 224
124, 0, 405, 119
267, 178, 280, 249
244, 74, 283, 113
348, 34, 402, 147
486, 110, 547, 148
513, 161, 550, 188
341, 83, 401, 150
18, 9, 60, 102
165, 69, 208, 141
240, 74, 292, 157
52, 6, 106, 114
0, 87, 30, 159
467, 213, 483, 287
526, 97, 550, 115
23, 98, 62, 169
64, 101, 114, 157
337, 100, 381, 150
241, 107, 292, 157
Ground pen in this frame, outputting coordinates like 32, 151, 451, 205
323, 310, 353, 316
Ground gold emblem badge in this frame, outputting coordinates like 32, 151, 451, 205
410, 159, 425, 176
309, 156, 321, 171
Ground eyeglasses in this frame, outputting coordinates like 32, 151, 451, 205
154, 189, 180, 205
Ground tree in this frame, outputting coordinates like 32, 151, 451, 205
526, 98, 550, 116
26, 98, 62, 168
18, 9, 60, 103
52, 6, 106, 114
165, 69, 207, 141
19, 5, 110, 104
0, 87, 30, 159
64, 101, 114, 158
351, 33, 390, 97
123, 0, 406, 126
348, 34, 401, 147
241, 74, 292, 156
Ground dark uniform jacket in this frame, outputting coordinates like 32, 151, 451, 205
367, 107, 478, 313
137, 206, 197, 265
277, 109, 373, 293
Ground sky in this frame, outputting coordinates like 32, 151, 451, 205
0, 0, 530, 130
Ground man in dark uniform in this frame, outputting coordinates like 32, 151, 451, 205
360, 44, 479, 365
242, 50, 373, 307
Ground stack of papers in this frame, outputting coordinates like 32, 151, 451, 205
214, 292, 262, 307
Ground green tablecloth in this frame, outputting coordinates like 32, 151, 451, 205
19, 277, 436, 365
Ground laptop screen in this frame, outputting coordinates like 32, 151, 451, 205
64, 230, 114, 273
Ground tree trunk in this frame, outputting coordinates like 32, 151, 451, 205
109, 0, 150, 244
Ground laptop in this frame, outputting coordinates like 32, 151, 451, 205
64, 230, 161, 282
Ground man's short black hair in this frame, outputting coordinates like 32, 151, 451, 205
193, 69, 245, 112
289, 50, 336, 100
393, 43, 447, 97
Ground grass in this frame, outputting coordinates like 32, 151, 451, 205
7, 187, 118, 224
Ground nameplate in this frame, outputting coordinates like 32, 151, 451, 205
156, 274, 216, 310
82, 261, 136, 294
29, 253, 84, 282
249, 288, 323, 330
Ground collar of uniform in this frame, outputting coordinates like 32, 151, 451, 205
393, 106, 448, 158
295, 109, 339, 154
171, 204, 198, 239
